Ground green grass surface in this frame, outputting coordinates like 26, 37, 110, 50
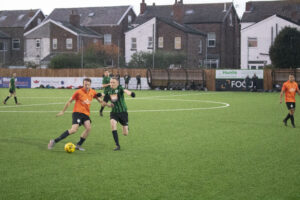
0, 88, 299, 200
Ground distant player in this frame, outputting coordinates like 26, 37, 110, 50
124, 72, 131, 89
3, 73, 20, 105
136, 73, 141, 90
99, 70, 111, 117
280, 74, 300, 128
103, 77, 135, 151
48, 78, 102, 151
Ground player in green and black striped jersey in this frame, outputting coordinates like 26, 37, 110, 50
99, 70, 111, 116
103, 77, 135, 151
3, 73, 20, 105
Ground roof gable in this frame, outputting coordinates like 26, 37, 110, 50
0, 9, 43, 28
242, 14, 300, 32
241, 1, 300, 23
46, 6, 135, 26
24, 19, 102, 38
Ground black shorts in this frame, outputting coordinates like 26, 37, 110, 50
110, 112, 128, 126
72, 112, 91, 126
103, 94, 110, 102
286, 102, 296, 110
9, 88, 15, 94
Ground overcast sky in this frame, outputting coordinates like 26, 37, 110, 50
1, 0, 274, 18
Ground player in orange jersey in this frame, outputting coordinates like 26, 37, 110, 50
280, 74, 300, 128
48, 78, 103, 151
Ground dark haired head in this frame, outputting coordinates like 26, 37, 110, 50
83, 78, 92, 83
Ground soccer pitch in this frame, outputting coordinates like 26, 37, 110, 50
0, 89, 299, 200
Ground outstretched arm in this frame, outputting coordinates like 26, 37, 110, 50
124, 89, 135, 97
56, 97, 74, 117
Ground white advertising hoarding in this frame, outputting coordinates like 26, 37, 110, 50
216, 70, 263, 79
31, 77, 102, 88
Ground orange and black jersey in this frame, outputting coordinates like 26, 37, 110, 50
282, 81, 299, 103
72, 88, 97, 116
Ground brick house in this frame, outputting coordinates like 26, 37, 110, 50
131, 0, 240, 69
46, 6, 136, 67
24, 13, 102, 66
125, 17, 207, 68
0, 30, 10, 66
0, 9, 45, 66
241, 1, 300, 69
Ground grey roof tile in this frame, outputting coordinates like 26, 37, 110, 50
47, 6, 132, 26
134, 3, 233, 25
241, 1, 300, 23
0, 9, 40, 27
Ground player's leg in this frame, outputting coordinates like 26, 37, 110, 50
76, 120, 91, 151
290, 108, 295, 128
120, 112, 129, 136
48, 124, 79, 149
110, 118, 120, 150
283, 103, 292, 126
122, 126, 128, 136
12, 91, 19, 105
3, 90, 12, 104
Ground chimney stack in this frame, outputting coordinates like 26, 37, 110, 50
69, 10, 80, 27
173, 0, 184, 23
140, 0, 147, 15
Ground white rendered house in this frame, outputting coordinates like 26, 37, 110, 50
241, 14, 300, 69
125, 17, 156, 63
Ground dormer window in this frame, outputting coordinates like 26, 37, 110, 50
88, 12, 95, 17
37, 18, 42, 24
128, 15, 132, 24
18, 14, 25, 20
185, 10, 194, 15
0, 16, 7, 21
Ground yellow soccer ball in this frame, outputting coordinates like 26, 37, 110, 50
64, 142, 76, 153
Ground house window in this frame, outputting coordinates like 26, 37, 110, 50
128, 15, 132, 24
174, 37, 181, 50
158, 37, 164, 48
199, 40, 202, 54
0, 41, 7, 51
131, 38, 137, 50
36, 39, 41, 48
104, 34, 112, 45
0, 16, 7, 21
207, 33, 216, 47
53, 38, 57, 49
12, 39, 20, 50
204, 59, 219, 69
229, 13, 233, 26
37, 18, 42, 24
66, 38, 73, 49
248, 37, 257, 47
148, 37, 153, 49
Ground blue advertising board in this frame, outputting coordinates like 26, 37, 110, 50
0, 77, 31, 88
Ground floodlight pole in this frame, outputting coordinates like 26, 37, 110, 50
81, 37, 84, 76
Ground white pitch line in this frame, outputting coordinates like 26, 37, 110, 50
0, 102, 65, 108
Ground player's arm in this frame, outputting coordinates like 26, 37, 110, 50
56, 97, 74, 117
124, 89, 135, 98
95, 93, 103, 104
280, 84, 285, 104
102, 83, 110, 88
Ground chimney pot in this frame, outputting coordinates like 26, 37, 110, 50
140, 0, 147, 14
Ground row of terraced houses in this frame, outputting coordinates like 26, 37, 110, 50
0, 0, 299, 69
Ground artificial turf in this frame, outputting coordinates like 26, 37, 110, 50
0, 89, 299, 200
